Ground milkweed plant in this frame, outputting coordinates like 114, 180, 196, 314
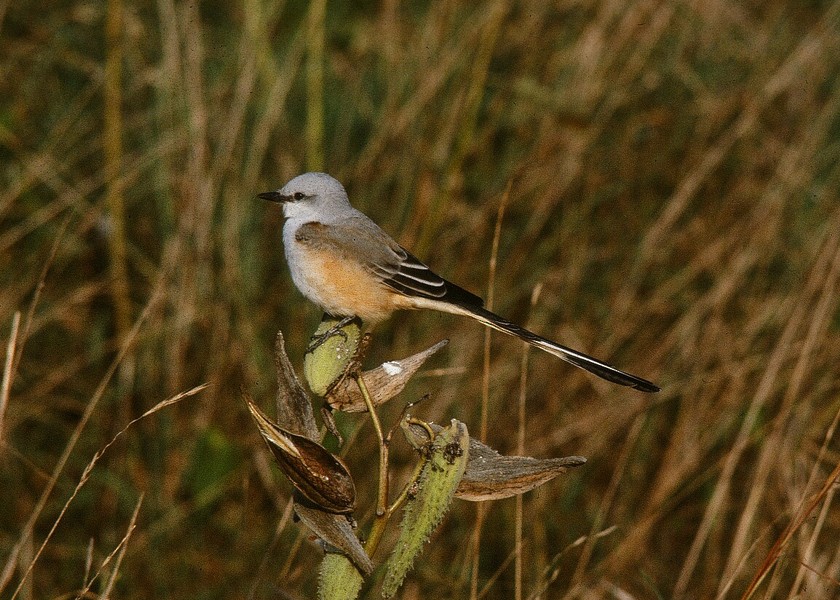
246, 316, 585, 599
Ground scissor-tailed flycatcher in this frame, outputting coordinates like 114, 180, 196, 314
259, 172, 659, 393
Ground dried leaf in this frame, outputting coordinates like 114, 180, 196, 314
295, 501, 374, 577
327, 340, 448, 412
403, 420, 586, 501
274, 331, 318, 439
248, 400, 355, 514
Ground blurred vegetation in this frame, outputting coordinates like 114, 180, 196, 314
2, 0, 840, 598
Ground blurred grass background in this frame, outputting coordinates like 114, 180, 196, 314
2, 0, 840, 598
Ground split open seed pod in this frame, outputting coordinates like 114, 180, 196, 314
402, 418, 586, 501
247, 399, 356, 514
326, 339, 448, 412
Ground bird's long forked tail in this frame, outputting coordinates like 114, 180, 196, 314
457, 305, 660, 393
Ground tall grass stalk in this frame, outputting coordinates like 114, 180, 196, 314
104, 0, 132, 346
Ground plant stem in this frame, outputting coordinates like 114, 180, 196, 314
364, 434, 428, 559
105, 0, 132, 345
353, 372, 388, 516
306, 0, 326, 171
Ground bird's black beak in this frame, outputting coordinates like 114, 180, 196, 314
257, 191, 288, 203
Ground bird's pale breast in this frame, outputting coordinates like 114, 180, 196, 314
284, 221, 396, 323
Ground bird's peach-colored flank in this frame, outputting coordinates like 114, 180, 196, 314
296, 247, 411, 324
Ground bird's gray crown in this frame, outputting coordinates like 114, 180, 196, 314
280, 172, 347, 201
277, 172, 352, 221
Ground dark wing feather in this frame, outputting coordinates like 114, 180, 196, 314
375, 247, 485, 308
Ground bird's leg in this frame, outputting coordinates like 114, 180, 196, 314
305, 315, 358, 353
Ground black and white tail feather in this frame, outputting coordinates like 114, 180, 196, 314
379, 246, 660, 393
446, 303, 660, 393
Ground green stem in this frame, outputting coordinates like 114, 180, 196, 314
353, 372, 388, 516
306, 0, 326, 171
105, 0, 131, 343
364, 445, 427, 559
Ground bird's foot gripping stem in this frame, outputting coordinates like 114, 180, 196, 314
305, 315, 358, 354
303, 314, 365, 398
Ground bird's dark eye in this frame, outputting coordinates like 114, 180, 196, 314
293, 192, 305, 200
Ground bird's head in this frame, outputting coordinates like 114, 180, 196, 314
258, 172, 351, 221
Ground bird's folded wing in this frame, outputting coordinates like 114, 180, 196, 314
296, 217, 484, 307
375, 248, 485, 307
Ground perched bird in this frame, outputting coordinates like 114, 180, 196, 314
259, 172, 659, 393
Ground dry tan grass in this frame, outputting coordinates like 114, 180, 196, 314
1, 1, 839, 598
